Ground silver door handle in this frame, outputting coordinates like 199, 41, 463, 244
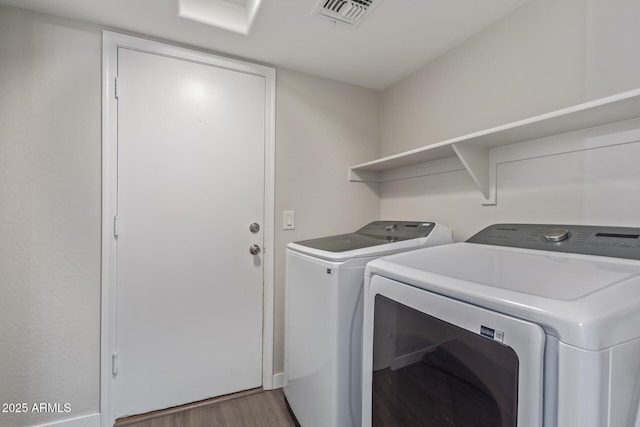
249, 244, 261, 255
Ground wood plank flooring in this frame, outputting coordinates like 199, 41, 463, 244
114, 389, 298, 427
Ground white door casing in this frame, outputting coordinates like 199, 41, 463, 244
101, 32, 275, 426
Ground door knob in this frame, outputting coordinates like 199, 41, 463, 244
249, 244, 261, 255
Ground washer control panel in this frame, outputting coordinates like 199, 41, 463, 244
542, 227, 571, 243
467, 223, 640, 260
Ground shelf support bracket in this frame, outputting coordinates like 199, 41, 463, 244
452, 143, 493, 203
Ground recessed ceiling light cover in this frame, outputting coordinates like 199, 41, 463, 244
178, 0, 263, 35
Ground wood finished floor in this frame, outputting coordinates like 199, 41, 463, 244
114, 389, 298, 427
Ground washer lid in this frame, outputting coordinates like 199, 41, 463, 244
287, 221, 450, 261
294, 221, 436, 252
292, 232, 393, 253
366, 242, 640, 351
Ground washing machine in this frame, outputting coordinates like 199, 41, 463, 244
284, 221, 452, 427
362, 223, 640, 427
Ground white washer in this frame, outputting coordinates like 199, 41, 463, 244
362, 223, 640, 427
284, 221, 452, 427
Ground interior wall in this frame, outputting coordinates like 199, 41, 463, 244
274, 69, 380, 373
379, 0, 586, 157
0, 6, 102, 427
586, 0, 640, 99
0, 6, 380, 425
378, 0, 640, 240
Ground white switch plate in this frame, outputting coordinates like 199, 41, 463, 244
283, 210, 295, 230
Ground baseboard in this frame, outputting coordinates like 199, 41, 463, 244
271, 372, 284, 389
33, 413, 101, 427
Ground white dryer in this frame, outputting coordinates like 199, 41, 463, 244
362, 223, 640, 427
284, 221, 452, 427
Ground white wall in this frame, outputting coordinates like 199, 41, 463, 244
380, 0, 586, 157
274, 69, 380, 372
0, 6, 102, 427
378, 0, 640, 241
586, 0, 640, 99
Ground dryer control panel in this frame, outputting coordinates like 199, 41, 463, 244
467, 223, 640, 260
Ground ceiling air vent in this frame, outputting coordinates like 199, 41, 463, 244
313, 0, 381, 27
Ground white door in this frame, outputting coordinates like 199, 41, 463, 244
114, 47, 266, 418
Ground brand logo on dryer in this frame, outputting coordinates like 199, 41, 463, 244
480, 325, 504, 343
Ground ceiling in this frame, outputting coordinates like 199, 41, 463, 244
0, 0, 529, 89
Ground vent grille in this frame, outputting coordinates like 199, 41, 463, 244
314, 0, 380, 26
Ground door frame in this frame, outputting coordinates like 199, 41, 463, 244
100, 31, 276, 427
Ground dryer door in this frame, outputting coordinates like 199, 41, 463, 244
362, 275, 545, 427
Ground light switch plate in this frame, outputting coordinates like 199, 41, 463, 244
283, 211, 295, 230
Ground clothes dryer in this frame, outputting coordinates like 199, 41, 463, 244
362, 223, 640, 427
284, 221, 452, 427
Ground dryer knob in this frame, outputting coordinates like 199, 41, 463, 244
384, 224, 398, 232
542, 227, 571, 243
